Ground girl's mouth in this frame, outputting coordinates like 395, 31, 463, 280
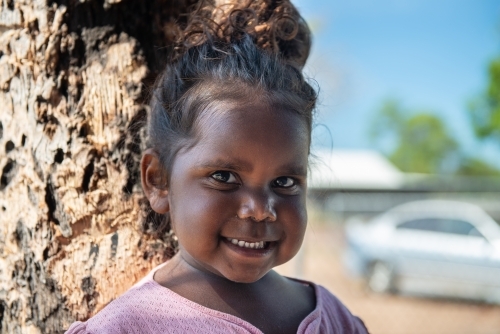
222, 237, 275, 256
225, 237, 268, 249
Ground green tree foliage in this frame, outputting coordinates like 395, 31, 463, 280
371, 100, 500, 175
455, 157, 500, 176
370, 100, 460, 174
469, 59, 500, 143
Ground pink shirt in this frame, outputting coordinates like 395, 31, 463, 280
66, 264, 368, 334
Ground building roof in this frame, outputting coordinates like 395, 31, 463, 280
308, 149, 404, 190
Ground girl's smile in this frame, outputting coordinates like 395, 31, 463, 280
222, 237, 275, 257
144, 99, 310, 283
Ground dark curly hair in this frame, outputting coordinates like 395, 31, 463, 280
142, 0, 317, 239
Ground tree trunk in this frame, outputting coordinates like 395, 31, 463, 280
0, 1, 192, 332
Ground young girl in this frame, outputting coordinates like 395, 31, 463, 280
66, 1, 368, 333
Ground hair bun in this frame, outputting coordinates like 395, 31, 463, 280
172, 0, 312, 68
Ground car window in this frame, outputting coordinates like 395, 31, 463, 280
397, 218, 436, 232
397, 218, 485, 239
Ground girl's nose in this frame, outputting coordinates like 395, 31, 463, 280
237, 189, 277, 222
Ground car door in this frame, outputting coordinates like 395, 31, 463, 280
393, 216, 496, 299
392, 216, 454, 286
431, 219, 499, 296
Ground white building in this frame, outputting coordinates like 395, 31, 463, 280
307, 149, 500, 222
308, 149, 404, 190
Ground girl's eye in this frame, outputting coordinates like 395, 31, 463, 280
273, 177, 295, 188
211, 171, 237, 183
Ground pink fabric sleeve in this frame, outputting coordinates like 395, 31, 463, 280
65, 322, 90, 334
314, 285, 369, 334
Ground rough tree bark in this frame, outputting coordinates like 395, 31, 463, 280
0, 1, 196, 332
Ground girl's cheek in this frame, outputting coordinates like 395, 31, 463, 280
285, 201, 308, 241
280, 196, 307, 221
174, 190, 231, 230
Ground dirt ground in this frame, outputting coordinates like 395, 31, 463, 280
275, 221, 500, 334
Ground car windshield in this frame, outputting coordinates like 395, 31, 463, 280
397, 218, 486, 238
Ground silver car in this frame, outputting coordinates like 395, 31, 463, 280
344, 199, 500, 303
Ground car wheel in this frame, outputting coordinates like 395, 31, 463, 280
367, 261, 394, 293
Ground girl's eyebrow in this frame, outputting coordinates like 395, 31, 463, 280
277, 162, 307, 176
196, 159, 252, 172
196, 159, 307, 176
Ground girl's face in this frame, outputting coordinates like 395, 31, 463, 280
160, 101, 309, 283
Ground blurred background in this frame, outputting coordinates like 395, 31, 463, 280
275, 1, 500, 333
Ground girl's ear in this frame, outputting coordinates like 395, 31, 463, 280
141, 149, 170, 214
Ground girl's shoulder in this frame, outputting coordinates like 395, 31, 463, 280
64, 272, 165, 334
292, 278, 369, 334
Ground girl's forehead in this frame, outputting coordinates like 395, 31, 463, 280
195, 99, 308, 139
190, 105, 309, 164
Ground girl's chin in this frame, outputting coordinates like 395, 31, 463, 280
219, 268, 270, 284
178, 250, 273, 283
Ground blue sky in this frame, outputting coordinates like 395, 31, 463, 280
294, 0, 500, 167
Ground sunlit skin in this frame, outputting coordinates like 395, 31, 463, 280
141, 100, 315, 333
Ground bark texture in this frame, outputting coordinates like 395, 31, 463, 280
0, 1, 192, 332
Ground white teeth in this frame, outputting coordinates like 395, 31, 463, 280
227, 238, 267, 249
